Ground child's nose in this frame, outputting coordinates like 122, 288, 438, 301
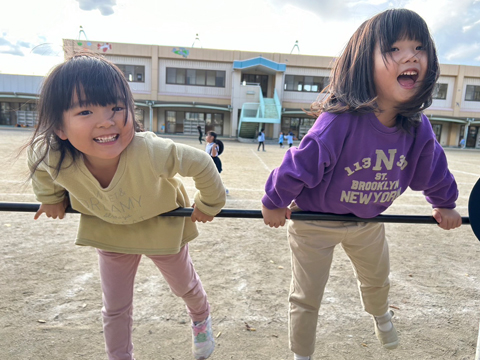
98, 111, 116, 127
404, 49, 420, 63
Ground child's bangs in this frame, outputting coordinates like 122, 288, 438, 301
54, 55, 130, 112
376, 10, 431, 54
68, 71, 128, 110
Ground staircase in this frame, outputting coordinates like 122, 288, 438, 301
238, 121, 258, 138
264, 98, 278, 119
238, 90, 281, 139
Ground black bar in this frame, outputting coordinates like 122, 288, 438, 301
0, 202, 470, 225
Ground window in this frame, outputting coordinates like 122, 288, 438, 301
215, 71, 225, 87
186, 69, 196, 85
284, 75, 330, 92
206, 113, 224, 134
166, 110, 224, 135
116, 64, 145, 83
186, 112, 205, 122
431, 124, 442, 142
166, 111, 177, 133
19, 102, 37, 111
465, 85, 480, 102
196, 70, 206, 85
206, 71, 216, 86
282, 116, 316, 139
433, 83, 448, 100
241, 74, 268, 96
166, 68, 177, 84
0, 102, 14, 125
166, 68, 226, 87
176, 69, 186, 84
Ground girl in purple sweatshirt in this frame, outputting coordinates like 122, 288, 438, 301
261, 9, 462, 360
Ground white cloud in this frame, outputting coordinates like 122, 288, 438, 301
463, 19, 480, 32
76, 0, 117, 16
444, 43, 480, 61
0, 36, 33, 56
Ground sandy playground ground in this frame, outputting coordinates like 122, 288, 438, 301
1, 128, 480, 360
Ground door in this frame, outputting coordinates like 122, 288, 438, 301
467, 126, 478, 148
242, 74, 268, 97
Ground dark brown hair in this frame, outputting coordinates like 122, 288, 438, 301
208, 131, 217, 142
26, 51, 143, 177
310, 8, 439, 132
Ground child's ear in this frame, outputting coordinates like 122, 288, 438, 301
54, 128, 68, 140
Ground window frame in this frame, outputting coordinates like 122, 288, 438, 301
432, 83, 448, 100
284, 75, 330, 93
166, 67, 226, 88
116, 64, 145, 83
465, 85, 480, 102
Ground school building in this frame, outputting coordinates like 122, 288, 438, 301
1, 38, 480, 148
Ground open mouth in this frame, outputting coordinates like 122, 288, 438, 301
397, 71, 419, 88
94, 134, 119, 143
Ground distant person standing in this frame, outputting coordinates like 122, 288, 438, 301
279, 132, 285, 148
197, 125, 203, 144
460, 138, 466, 149
257, 128, 266, 151
286, 132, 294, 148
206, 131, 229, 195
205, 131, 222, 173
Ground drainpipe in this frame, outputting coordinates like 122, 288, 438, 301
146, 101, 155, 132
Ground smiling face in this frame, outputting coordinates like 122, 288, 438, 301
373, 38, 428, 115
55, 98, 135, 167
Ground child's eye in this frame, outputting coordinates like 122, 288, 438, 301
416, 45, 425, 51
78, 110, 92, 116
389, 47, 399, 52
112, 106, 125, 112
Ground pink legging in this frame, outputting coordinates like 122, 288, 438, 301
96, 244, 210, 360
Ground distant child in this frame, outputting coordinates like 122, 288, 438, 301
279, 132, 285, 148
25, 53, 225, 360
261, 9, 462, 360
205, 131, 228, 195
257, 128, 266, 151
197, 125, 203, 144
205, 131, 222, 174
286, 132, 294, 148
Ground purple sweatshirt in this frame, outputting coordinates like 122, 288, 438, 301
262, 112, 458, 218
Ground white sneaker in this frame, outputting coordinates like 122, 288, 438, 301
373, 310, 399, 349
192, 315, 215, 359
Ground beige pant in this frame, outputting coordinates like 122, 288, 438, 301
287, 219, 390, 356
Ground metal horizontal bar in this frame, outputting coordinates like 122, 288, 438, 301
0, 202, 470, 225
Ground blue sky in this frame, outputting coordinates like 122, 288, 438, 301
1, 0, 479, 75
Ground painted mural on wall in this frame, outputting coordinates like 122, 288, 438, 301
173, 47, 189, 58
98, 43, 112, 52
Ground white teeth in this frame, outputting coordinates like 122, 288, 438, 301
95, 135, 117, 143
400, 71, 418, 76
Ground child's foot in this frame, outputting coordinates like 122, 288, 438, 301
373, 310, 398, 349
192, 315, 215, 359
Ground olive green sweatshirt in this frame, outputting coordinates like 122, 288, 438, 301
28, 132, 226, 254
